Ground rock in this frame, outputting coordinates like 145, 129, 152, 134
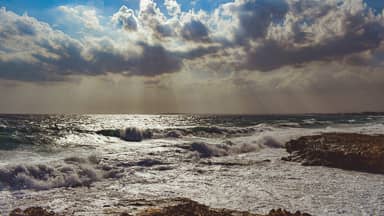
136, 159, 164, 167
9, 207, 58, 216
283, 133, 384, 174
9, 199, 311, 216
137, 198, 248, 216
137, 198, 311, 216
267, 209, 311, 216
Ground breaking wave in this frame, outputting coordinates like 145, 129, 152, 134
96, 126, 265, 141
179, 135, 283, 158
0, 155, 108, 191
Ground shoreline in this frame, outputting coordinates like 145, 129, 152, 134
9, 198, 312, 216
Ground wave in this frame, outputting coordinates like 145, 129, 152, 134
0, 125, 58, 150
0, 155, 116, 191
96, 126, 265, 141
96, 127, 153, 141
178, 135, 283, 158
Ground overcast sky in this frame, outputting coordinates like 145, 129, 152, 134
0, 0, 384, 114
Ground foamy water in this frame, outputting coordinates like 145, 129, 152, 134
0, 114, 383, 215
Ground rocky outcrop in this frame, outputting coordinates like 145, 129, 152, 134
137, 198, 311, 216
282, 133, 384, 174
9, 198, 311, 216
9, 207, 59, 216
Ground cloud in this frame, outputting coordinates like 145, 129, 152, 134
164, 0, 181, 17
111, 5, 138, 31
0, 7, 86, 81
240, 0, 384, 71
0, 7, 184, 81
181, 19, 210, 42
201, 0, 384, 72
1, 0, 384, 83
233, 0, 289, 43
58, 5, 102, 31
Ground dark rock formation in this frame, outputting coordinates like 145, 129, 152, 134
137, 198, 311, 216
9, 207, 58, 216
283, 133, 384, 174
9, 199, 311, 216
136, 159, 164, 167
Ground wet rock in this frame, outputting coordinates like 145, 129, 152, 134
283, 133, 384, 174
267, 209, 311, 216
137, 198, 248, 216
9, 207, 58, 216
136, 159, 164, 167
137, 198, 311, 216
9, 199, 311, 216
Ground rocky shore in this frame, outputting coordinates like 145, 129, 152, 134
136, 198, 310, 216
283, 133, 384, 174
9, 198, 311, 216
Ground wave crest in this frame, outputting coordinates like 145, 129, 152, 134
96, 126, 264, 141
179, 135, 283, 158
0, 156, 102, 190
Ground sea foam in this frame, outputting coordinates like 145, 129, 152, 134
180, 135, 283, 158
0, 155, 101, 190
96, 126, 263, 141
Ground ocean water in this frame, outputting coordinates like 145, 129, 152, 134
0, 114, 383, 215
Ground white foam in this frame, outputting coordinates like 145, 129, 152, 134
0, 155, 101, 190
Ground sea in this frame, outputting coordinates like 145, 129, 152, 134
0, 113, 383, 215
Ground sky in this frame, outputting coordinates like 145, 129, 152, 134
0, 0, 384, 114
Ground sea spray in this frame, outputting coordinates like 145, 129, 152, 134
96, 126, 260, 141
178, 135, 283, 159
0, 155, 104, 190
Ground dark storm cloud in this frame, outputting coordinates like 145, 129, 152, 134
176, 45, 221, 59
155, 24, 175, 37
245, 22, 383, 71
232, 0, 289, 43
131, 43, 182, 76
216, 0, 384, 72
181, 19, 210, 42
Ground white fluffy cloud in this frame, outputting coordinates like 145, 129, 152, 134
111, 5, 138, 31
164, 0, 181, 17
58, 5, 102, 31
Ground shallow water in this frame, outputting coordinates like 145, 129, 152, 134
0, 114, 383, 215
